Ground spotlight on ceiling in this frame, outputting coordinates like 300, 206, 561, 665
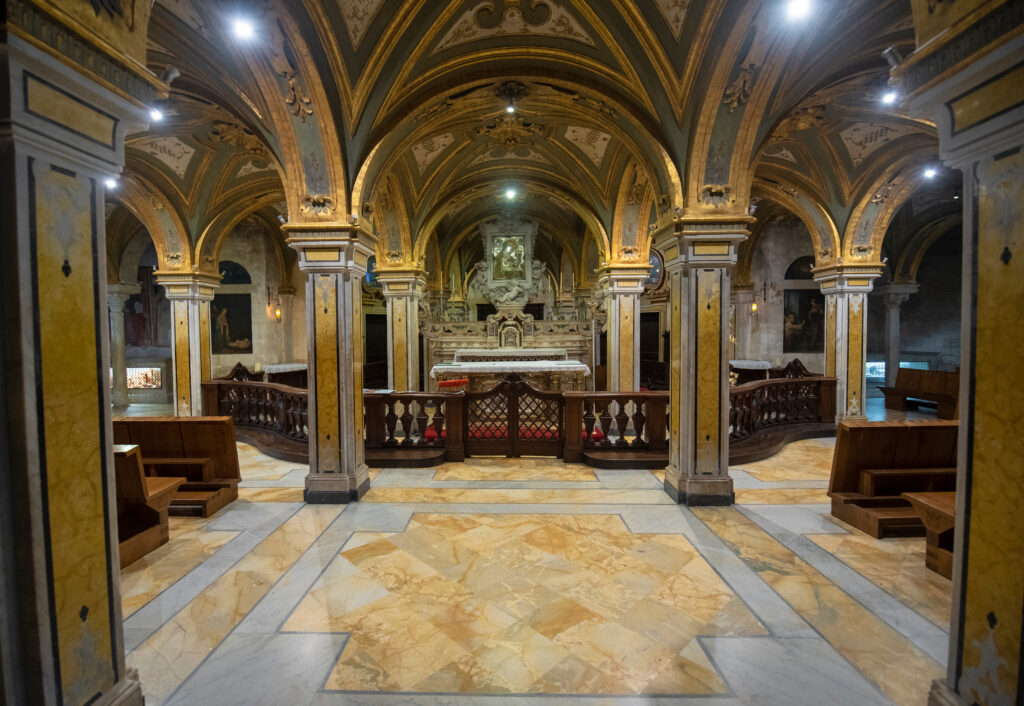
924, 167, 938, 179
881, 91, 898, 105
231, 17, 256, 40
505, 188, 517, 200
104, 177, 118, 189
149, 107, 164, 122
784, 0, 813, 21
506, 104, 516, 114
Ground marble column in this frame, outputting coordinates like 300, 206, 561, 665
286, 226, 376, 503
894, 13, 1024, 705
107, 283, 141, 408
876, 282, 919, 387
0, 27, 152, 706
155, 273, 219, 416
599, 265, 648, 391
732, 283, 755, 361
814, 266, 882, 420
662, 218, 749, 505
377, 270, 425, 391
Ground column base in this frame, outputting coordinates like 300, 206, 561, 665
304, 472, 370, 504
927, 679, 967, 706
663, 474, 735, 506
95, 669, 144, 706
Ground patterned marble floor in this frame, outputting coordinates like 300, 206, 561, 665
122, 440, 951, 705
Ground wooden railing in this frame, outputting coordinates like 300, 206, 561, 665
364, 391, 464, 462
563, 392, 668, 463
729, 376, 836, 442
202, 379, 309, 462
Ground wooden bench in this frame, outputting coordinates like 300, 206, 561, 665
828, 420, 958, 538
112, 416, 241, 517
879, 368, 959, 419
902, 491, 956, 579
113, 445, 186, 568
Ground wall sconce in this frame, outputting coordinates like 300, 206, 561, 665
268, 287, 282, 323
751, 302, 758, 312
274, 307, 282, 322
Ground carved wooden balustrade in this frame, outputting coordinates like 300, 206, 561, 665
364, 391, 464, 466
201, 379, 309, 463
563, 392, 668, 466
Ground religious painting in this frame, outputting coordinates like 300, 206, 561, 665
492, 235, 526, 280
784, 255, 816, 280
125, 266, 170, 349
645, 249, 664, 289
363, 255, 381, 291
783, 289, 825, 353
211, 294, 253, 354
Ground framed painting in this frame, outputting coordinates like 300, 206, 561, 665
211, 294, 253, 354
783, 289, 825, 353
491, 235, 526, 280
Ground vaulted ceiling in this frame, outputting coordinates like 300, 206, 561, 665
108, 0, 943, 287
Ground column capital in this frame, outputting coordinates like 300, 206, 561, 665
670, 215, 753, 268
106, 282, 141, 310
284, 224, 376, 274
597, 264, 649, 295
376, 269, 427, 298
154, 271, 221, 301
875, 281, 920, 310
813, 264, 884, 294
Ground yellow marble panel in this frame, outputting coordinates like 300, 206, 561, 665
392, 298, 408, 390
25, 75, 116, 146
733, 488, 831, 504
846, 293, 864, 414
173, 300, 191, 415
958, 149, 1024, 702
314, 275, 340, 471
120, 528, 237, 618
433, 459, 596, 482
35, 165, 116, 701
617, 295, 635, 390
692, 243, 730, 256
808, 533, 951, 628
825, 294, 837, 377
283, 513, 758, 695
361, 488, 674, 504
305, 248, 341, 261
669, 271, 682, 470
950, 64, 1024, 132
694, 269, 722, 474
732, 439, 835, 481
693, 507, 943, 705
198, 300, 211, 382
128, 505, 341, 704
351, 276, 365, 459
236, 487, 305, 502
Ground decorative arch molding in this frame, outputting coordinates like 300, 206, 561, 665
892, 213, 962, 283
194, 192, 292, 275
117, 174, 194, 271
750, 180, 841, 266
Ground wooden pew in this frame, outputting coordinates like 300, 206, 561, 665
903, 491, 956, 579
828, 420, 958, 538
112, 416, 242, 517
113, 445, 185, 568
879, 368, 959, 419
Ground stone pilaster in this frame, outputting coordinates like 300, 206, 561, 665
875, 282, 919, 387
599, 265, 648, 391
0, 29, 155, 706
814, 265, 882, 420
155, 272, 219, 417
893, 12, 1024, 704
662, 218, 749, 505
107, 283, 140, 408
286, 226, 376, 503
377, 270, 426, 391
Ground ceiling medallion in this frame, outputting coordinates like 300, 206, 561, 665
476, 114, 544, 146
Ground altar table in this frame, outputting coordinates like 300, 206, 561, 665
430, 359, 590, 392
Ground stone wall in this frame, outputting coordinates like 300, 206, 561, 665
212, 227, 306, 377
747, 221, 824, 373
867, 228, 961, 370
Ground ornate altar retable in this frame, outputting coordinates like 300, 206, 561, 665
430, 348, 590, 392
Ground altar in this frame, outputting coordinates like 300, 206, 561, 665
430, 348, 590, 392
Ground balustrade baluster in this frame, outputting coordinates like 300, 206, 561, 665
384, 400, 398, 447
614, 399, 630, 448
432, 399, 445, 448
633, 400, 647, 448
598, 401, 613, 448
582, 402, 596, 447
399, 401, 414, 447
414, 400, 429, 447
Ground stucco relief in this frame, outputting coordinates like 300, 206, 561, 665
339, 0, 385, 50
839, 122, 916, 168
564, 126, 611, 167
132, 136, 196, 179
434, 1, 594, 52
412, 133, 455, 173
653, 0, 690, 40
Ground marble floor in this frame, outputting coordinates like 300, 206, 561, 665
123, 440, 951, 705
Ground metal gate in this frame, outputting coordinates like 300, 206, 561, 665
464, 375, 563, 457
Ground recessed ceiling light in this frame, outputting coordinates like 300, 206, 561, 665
505, 188, 517, 200
924, 168, 938, 179
784, 0, 812, 21
231, 17, 256, 40
104, 177, 118, 189
881, 91, 897, 105
149, 107, 164, 122
506, 105, 516, 114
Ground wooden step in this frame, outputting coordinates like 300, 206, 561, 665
169, 485, 237, 518
582, 449, 668, 469
365, 447, 446, 468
